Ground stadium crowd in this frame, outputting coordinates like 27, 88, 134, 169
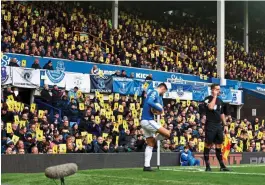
1, 84, 265, 155
1, 1, 265, 84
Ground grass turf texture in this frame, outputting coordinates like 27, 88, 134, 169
2, 165, 265, 185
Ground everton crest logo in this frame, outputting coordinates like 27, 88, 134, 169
46, 60, 65, 83
1, 66, 8, 83
221, 90, 227, 99
98, 78, 105, 89
176, 85, 184, 97
119, 82, 127, 94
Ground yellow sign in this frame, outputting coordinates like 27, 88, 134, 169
86, 134, 93, 144
38, 110, 44, 118
115, 93, 120, 100
130, 103, 135, 110
30, 103, 36, 112
36, 130, 43, 141
255, 124, 259, 131
76, 139, 83, 150
114, 102, 119, 110
52, 145, 58, 154
198, 142, 205, 152
95, 116, 100, 124
12, 135, 20, 145
173, 137, 178, 145
116, 136, 119, 145
59, 144, 66, 153
81, 131, 88, 136
134, 119, 139, 126
79, 103, 85, 110
7, 123, 12, 133
7, 95, 14, 101
102, 133, 108, 140
14, 115, 19, 123
256, 142, 261, 151
180, 136, 186, 145
118, 105, 124, 113
108, 94, 114, 102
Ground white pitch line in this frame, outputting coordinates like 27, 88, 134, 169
162, 164, 265, 170
78, 173, 204, 185
161, 168, 265, 176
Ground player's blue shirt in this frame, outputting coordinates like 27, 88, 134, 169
141, 90, 163, 120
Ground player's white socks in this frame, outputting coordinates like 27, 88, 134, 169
144, 146, 153, 167
155, 134, 165, 141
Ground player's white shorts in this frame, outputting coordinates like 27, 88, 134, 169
140, 120, 161, 138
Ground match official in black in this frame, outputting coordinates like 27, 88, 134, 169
203, 84, 230, 172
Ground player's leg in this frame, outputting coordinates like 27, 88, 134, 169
204, 127, 216, 171
144, 137, 156, 171
141, 120, 157, 171
215, 127, 230, 171
157, 127, 171, 139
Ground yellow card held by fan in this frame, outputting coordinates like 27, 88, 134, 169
52, 145, 58, 154
19, 121, 26, 128
116, 136, 119, 145
180, 136, 186, 145
79, 103, 85, 110
95, 91, 100, 98
87, 134, 93, 144
134, 119, 139, 126
255, 124, 259, 131
76, 139, 83, 150
30, 103, 36, 112
14, 115, 19, 123
95, 116, 100, 124
102, 133, 108, 140
77, 91, 82, 97
173, 137, 179, 145
12, 135, 19, 145
117, 117, 122, 125
7, 123, 12, 133
7, 95, 14, 101
134, 93, 138, 100
115, 93, 120, 100
118, 105, 124, 112
199, 142, 204, 152
81, 131, 88, 136
100, 109, 106, 116
36, 130, 43, 141
59, 144, 66, 153
108, 94, 114, 102
256, 142, 261, 151
38, 110, 44, 118
130, 103, 135, 110
114, 102, 119, 110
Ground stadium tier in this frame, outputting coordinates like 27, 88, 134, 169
2, 1, 265, 185
1, 1, 264, 84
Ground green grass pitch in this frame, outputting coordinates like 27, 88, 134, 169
2, 165, 265, 185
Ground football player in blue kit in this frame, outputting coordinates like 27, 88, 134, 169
141, 83, 171, 171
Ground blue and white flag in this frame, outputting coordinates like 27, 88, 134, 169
192, 86, 209, 101
113, 77, 135, 95
43, 70, 66, 88
167, 84, 193, 100
1, 66, 12, 85
219, 86, 233, 102
90, 75, 113, 93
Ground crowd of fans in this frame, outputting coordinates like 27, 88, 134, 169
1, 1, 265, 84
1, 85, 265, 155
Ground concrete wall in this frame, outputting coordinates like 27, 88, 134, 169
2, 152, 265, 173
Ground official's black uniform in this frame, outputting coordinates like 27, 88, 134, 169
204, 95, 224, 144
